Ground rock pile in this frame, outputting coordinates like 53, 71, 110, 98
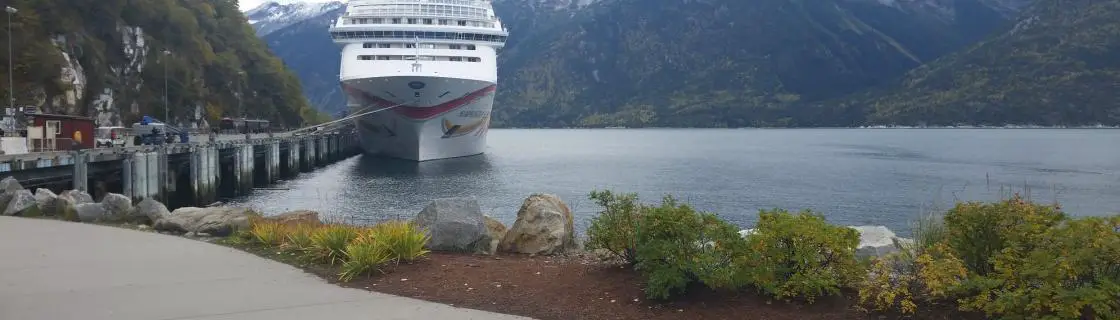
415, 193, 579, 256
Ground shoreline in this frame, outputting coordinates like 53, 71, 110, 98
5, 183, 1116, 320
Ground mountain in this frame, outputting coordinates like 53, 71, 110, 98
853, 0, 1120, 126
245, 1, 345, 37
491, 0, 1019, 128
0, 0, 324, 128
246, 1, 347, 116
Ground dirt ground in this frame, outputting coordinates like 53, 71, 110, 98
284, 251, 969, 320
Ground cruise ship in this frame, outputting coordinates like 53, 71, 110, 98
329, 0, 508, 161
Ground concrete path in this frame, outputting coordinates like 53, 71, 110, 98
0, 217, 532, 320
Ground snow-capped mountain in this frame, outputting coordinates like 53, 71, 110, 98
245, 1, 345, 36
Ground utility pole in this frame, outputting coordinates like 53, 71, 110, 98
6, 6, 17, 118
162, 49, 170, 122
237, 71, 244, 118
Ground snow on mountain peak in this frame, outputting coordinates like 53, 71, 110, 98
245, 1, 346, 36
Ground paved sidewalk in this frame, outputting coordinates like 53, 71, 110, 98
0, 217, 532, 320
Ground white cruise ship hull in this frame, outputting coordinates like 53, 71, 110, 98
343, 76, 494, 161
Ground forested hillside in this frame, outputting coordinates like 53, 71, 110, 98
490, 0, 1013, 128
0, 0, 325, 128
853, 0, 1120, 127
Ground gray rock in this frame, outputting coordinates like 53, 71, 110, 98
849, 226, 914, 259
34, 188, 57, 209
499, 194, 578, 255
482, 215, 507, 255
153, 207, 255, 237
414, 197, 489, 253
130, 198, 170, 223
75, 203, 110, 222
3, 190, 41, 216
137, 224, 151, 230
0, 176, 22, 192
101, 193, 134, 218
59, 190, 94, 205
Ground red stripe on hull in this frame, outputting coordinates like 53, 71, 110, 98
342, 83, 496, 120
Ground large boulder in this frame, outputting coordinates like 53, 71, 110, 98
0, 177, 23, 210
482, 215, 508, 255
849, 225, 914, 259
413, 197, 490, 253
153, 207, 255, 236
130, 198, 170, 223
100, 193, 134, 219
75, 203, 110, 222
499, 194, 578, 255
59, 190, 94, 205
265, 210, 322, 226
34, 188, 57, 209
3, 189, 40, 216
0, 176, 22, 192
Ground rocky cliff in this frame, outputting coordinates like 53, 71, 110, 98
0, 0, 323, 129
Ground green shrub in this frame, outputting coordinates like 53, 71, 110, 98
370, 220, 430, 262
957, 215, 1120, 319
585, 190, 644, 264
942, 195, 1065, 275
633, 195, 745, 299
310, 224, 361, 265
338, 234, 393, 282
735, 208, 862, 303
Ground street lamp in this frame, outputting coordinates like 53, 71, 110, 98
162, 49, 170, 122
6, 6, 17, 115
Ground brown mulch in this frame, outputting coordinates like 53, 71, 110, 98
280, 251, 969, 320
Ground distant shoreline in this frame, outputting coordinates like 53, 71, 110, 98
489, 126, 1120, 130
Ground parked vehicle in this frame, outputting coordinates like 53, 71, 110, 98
95, 126, 128, 148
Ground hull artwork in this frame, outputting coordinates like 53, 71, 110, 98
343, 76, 494, 161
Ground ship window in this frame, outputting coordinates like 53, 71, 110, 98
372, 18, 383, 24
449, 44, 461, 50
467, 57, 480, 62
457, 20, 466, 26
405, 43, 415, 49
378, 43, 391, 48
407, 18, 417, 24
450, 57, 462, 61
423, 19, 433, 24
439, 19, 450, 25
363, 43, 374, 48
466, 44, 476, 50
358, 55, 374, 60
392, 18, 401, 24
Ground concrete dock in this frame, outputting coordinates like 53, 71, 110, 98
0, 131, 359, 209
0, 216, 530, 320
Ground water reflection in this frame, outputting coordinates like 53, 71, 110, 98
352, 154, 495, 177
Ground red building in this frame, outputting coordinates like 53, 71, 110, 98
27, 113, 95, 151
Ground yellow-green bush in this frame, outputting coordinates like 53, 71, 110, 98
249, 220, 288, 246
338, 234, 393, 282
632, 195, 745, 300
584, 190, 644, 264
283, 223, 317, 253
956, 215, 1120, 319
857, 243, 968, 314
310, 224, 361, 265
942, 195, 1065, 275
735, 208, 862, 303
370, 220, 431, 262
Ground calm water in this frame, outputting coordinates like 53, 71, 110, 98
227, 129, 1120, 236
